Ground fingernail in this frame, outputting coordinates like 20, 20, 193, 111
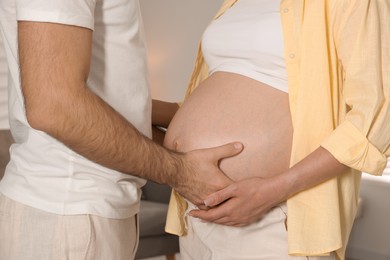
204, 198, 212, 207
234, 143, 242, 149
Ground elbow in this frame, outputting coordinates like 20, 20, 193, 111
22, 80, 78, 135
24, 94, 62, 135
25, 104, 56, 134
23, 79, 87, 138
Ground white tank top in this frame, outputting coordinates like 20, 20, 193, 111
202, 0, 288, 93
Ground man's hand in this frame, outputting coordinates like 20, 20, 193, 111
188, 175, 287, 226
173, 142, 243, 208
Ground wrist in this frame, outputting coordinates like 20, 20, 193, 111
160, 149, 186, 188
271, 170, 298, 202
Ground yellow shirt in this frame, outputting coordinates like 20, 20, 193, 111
166, 0, 390, 259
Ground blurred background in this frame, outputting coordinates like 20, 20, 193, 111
1, 1, 389, 259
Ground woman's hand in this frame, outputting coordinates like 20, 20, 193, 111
188, 175, 288, 226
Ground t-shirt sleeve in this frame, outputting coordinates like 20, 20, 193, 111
16, 0, 96, 30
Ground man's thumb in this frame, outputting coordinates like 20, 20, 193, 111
210, 142, 243, 161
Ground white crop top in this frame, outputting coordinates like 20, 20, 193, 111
202, 0, 288, 93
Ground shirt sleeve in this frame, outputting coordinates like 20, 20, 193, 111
16, 0, 96, 30
321, 0, 390, 175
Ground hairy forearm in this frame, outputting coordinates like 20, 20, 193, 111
28, 84, 182, 184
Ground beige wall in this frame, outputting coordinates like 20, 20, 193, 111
139, 0, 224, 102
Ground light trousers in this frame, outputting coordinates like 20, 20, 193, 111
180, 202, 336, 260
0, 193, 138, 260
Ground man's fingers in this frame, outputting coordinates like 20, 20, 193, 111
208, 142, 243, 162
179, 142, 242, 207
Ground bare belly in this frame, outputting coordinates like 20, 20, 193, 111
164, 72, 293, 181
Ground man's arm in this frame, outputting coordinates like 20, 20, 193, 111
18, 21, 242, 206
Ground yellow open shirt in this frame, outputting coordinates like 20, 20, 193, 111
166, 0, 390, 259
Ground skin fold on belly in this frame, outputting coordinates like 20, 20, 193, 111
164, 72, 293, 182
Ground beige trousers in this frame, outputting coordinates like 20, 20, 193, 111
180, 202, 335, 260
0, 193, 138, 260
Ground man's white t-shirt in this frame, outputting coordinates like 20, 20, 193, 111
0, 0, 152, 219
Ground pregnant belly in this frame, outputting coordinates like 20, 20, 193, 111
164, 72, 293, 181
